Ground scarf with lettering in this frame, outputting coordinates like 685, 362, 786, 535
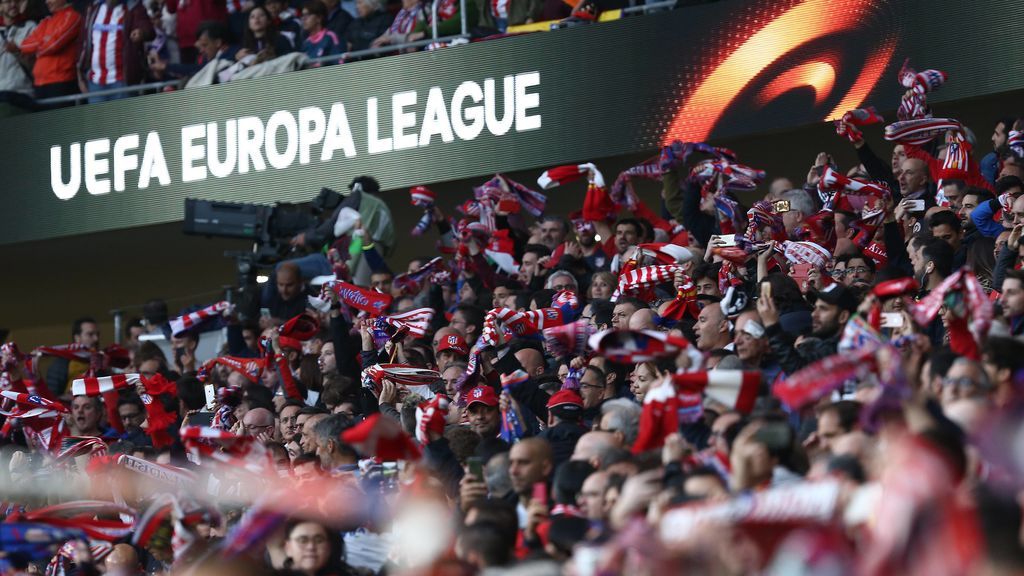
772, 346, 879, 409
321, 280, 392, 315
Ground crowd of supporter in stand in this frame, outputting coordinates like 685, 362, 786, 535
0, 0, 586, 104
6, 63, 1024, 574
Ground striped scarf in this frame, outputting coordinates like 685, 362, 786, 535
911, 269, 991, 359
498, 371, 527, 443
884, 117, 960, 145
169, 300, 231, 336
612, 264, 683, 302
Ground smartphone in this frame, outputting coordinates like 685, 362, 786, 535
760, 281, 773, 302
186, 412, 215, 427
880, 312, 904, 328
204, 384, 217, 410
772, 199, 791, 214
466, 456, 484, 480
906, 199, 925, 212
532, 482, 548, 506
715, 234, 737, 247
260, 308, 271, 319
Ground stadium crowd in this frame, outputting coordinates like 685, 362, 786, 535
0, 0, 606, 105
4, 60, 1024, 575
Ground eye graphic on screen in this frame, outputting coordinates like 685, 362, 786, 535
662, 0, 899, 144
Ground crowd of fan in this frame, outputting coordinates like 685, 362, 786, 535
0, 0, 599, 105
5, 62, 1024, 574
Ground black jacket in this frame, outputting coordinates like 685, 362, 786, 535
765, 322, 839, 376
538, 420, 587, 468
346, 10, 392, 52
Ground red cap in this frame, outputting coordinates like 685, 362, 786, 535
466, 386, 499, 408
280, 312, 320, 341
436, 333, 469, 356
546, 389, 584, 410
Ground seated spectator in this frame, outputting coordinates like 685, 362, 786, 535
300, 0, 342, 64
264, 0, 300, 49
151, 20, 238, 78
16, 0, 81, 100
0, 0, 37, 95
344, 0, 389, 52
235, 5, 293, 64
164, 0, 226, 64
77, 0, 155, 103
368, 0, 422, 49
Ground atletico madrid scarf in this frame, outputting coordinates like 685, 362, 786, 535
498, 371, 527, 443
9, 500, 136, 542
321, 280, 392, 315
71, 373, 179, 448
168, 300, 231, 336
772, 347, 879, 409
393, 256, 447, 295
414, 394, 450, 445
911, 269, 992, 359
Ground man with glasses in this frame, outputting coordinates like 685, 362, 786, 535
242, 407, 276, 442
838, 252, 875, 289
940, 358, 991, 407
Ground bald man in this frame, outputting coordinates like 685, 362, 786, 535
508, 438, 554, 512
571, 430, 620, 469
105, 543, 140, 576
627, 308, 656, 331
578, 471, 609, 520
898, 157, 930, 201
514, 347, 545, 378
242, 407, 275, 442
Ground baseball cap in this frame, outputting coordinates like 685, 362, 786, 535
811, 283, 859, 314
436, 333, 469, 356
466, 386, 499, 408
546, 389, 583, 411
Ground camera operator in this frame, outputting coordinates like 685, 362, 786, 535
286, 175, 395, 286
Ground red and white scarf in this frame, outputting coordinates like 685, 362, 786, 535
381, 307, 435, 338
169, 300, 231, 336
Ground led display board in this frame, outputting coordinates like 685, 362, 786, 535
0, 0, 1021, 244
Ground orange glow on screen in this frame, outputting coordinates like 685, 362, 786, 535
662, 0, 896, 144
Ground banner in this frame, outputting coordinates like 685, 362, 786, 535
0, 0, 1022, 244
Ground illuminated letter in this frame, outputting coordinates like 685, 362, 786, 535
265, 110, 299, 170
50, 143, 80, 200
207, 119, 237, 178
112, 134, 139, 192
138, 131, 170, 189
515, 71, 541, 132
367, 97, 392, 154
181, 123, 207, 183
320, 103, 356, 161
391, 90, 418, 151
451, 81, 484, 141
236, 116, 267, 173
484, 76, 515, 136
84, 138, 111, 195
419, 87, 454, 147
299, 106, 326, 164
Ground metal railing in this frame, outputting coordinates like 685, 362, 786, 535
35, 79, 183, 107
620, 0, 678, 16
29, 0, 673, 110
305, 33, 470, 67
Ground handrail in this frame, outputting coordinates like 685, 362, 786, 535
460, 0, 467, 36
431, 0, 440, 39
619, 0, 678, 16
35, 79, 183, 107
432, 0, 466, 39
305, 34, 470, 66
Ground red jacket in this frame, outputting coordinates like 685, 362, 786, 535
19, 4, 81, 86
77, 0, 155, 86
165, 0, 227, 50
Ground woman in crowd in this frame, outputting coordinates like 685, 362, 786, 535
237, 4, 293, 64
